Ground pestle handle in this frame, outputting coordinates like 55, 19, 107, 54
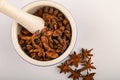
0, 0, 44, 33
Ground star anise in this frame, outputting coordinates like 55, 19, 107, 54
82, 71, 96, 80
68, 69, 82, 80
46, 51, 59, 58
18, 6, 73, 61
58, 61, 72, 74
68, 51, 83, 67
81, 48, 93, 61
81, 58, 96, 71
31, 30, 40, 48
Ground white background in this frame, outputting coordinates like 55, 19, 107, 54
0, 0, 120, 80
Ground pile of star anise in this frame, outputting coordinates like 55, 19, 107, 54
58, 48, 96, 80
18, 6, 71, 61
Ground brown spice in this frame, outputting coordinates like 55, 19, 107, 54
44, 6, 49, 13
81, 57, 96, 71
53, 9, 59, 16
18, 6, 72, 61
63, 19, 69, 25
82, 72, 96, 80
57, 48, 96, 80
21, 28, 30, 35
49, 7, 54, 14
68, 69, 82, 80
81, 48, 93, 61
68, 51, 83, 67
19, 39, 25, 45
46, 51, 59, 58
58, 61, 72, 74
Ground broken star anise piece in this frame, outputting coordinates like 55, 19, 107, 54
81, 48, 93, 61
58, 61, 72, 74
46, 51, 59, 59
82, 71, 96, 80
68, 51, 83, 67
68, 69, 81, 80
81, 58, 96, 71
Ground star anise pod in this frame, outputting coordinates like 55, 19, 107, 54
58, 61, 72, 74
82, 71, 96, 80
81, 48, 93, 61
68, 51, 83, 67
81, 58, 96, 71
68, 69, 82, 80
